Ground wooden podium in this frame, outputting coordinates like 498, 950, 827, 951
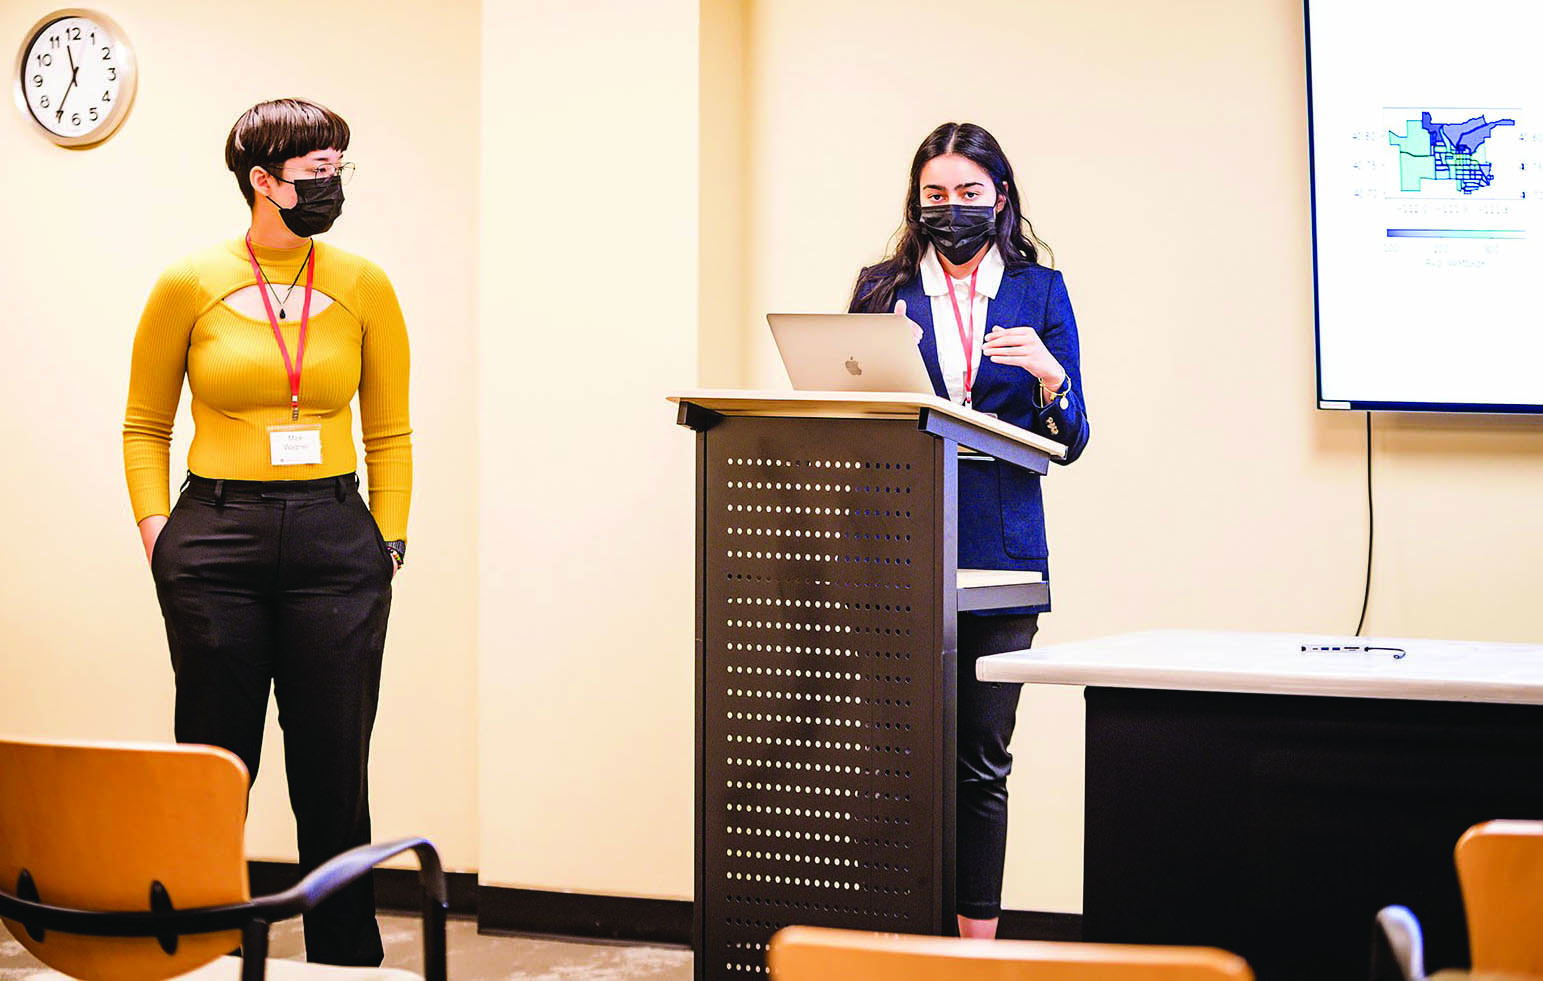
671, 390, 1065, 980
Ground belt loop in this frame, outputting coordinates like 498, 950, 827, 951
213, 479, 225, 508
334, 476, 347, 502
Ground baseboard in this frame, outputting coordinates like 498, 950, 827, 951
246, 862, 1080, 946
997, 909, 1083, 941
476, 885, 692, 946
246, 861, 479, 918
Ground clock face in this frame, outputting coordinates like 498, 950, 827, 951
14, 10, 136, 146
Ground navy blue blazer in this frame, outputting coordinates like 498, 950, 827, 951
853, 262, 1090, 613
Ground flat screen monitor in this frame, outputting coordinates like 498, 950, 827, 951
1306, 0, 1543, 412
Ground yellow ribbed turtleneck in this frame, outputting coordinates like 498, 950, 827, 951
123, 238, 412, 539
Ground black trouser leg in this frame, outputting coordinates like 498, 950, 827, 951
153, 477, 392, 968
153, 494, 282, 786
956, 612, 1038, 920
274, 489, 392, 968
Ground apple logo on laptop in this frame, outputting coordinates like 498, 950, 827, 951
845, 357, 862, 376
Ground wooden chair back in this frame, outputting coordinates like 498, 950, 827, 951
767, 926, 1253, 981
0, 737, 251, 980
1456, 820, 1543, 977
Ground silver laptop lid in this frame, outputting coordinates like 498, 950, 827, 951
766, 312, 935, 395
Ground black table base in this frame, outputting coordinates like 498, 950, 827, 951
1083, 686, 1543, 981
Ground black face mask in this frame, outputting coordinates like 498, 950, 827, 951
918, 204, 996, 265
266, 175, 345, 238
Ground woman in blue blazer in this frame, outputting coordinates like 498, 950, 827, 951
849, 122, 1090, 939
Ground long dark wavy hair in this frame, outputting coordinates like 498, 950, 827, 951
849, 122, 1051, 313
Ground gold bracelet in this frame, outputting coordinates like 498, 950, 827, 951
1040, 375, 1071, 404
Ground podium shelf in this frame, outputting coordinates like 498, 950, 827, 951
958, 568, 1048, 612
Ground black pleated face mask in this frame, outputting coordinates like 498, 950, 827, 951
918, 204, 996, 265
268, 175, 345, 238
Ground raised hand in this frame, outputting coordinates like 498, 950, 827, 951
981, 325, 1066, 398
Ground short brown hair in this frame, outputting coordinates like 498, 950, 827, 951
224, 98, 351, 208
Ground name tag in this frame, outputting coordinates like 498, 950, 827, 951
268, 425, 323, 466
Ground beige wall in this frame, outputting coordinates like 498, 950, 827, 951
0, 0, 480, 870
699, 0, 752, 388
474, 0, 700, 896
738, 0, 1543, 912
5, 0, 1541, 918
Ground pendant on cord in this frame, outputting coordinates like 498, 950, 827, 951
250, 239, 312, 325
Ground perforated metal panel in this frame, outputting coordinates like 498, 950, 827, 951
693, 415, 956, 980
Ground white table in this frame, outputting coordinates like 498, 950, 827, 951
975, 629, 1543, 703
975, 630, 1543, 981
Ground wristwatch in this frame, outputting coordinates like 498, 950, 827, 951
384, 540, 406, 570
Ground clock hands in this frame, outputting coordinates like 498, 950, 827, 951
53, 44, 80, 124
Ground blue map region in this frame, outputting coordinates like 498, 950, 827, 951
1420, 112, 1515, 155
1388, 112, 1517, 194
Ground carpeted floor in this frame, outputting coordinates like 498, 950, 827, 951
0, 914, 694, 980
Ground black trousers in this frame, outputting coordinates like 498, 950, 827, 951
151, 473, 394, 967
956, 612, 1038, 920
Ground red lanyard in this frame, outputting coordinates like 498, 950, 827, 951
943, 267, 980, 404
244, 234, 315, 421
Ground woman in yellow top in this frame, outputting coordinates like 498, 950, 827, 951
122, 98, 409, 968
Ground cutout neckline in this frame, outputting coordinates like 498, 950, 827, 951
219, 285, 338, 325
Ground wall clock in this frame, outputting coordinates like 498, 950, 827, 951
14, 9, 137, 147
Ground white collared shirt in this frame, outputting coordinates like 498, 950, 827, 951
919, 244, 1005, 405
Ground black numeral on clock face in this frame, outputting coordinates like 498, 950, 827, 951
32, 74, 42, 87
101, 45, 111, 60
89, 107, 99, 122
65, 26, 81, 40
107, 66, 117, 81
35, 52, 52, 68
39, 95, 50, 109
103, 90, 112, 103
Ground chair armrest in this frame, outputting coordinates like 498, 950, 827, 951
245, 837, 446, 921
1, 837, 447, 981
1373, 905, 1426, 981
241, 838, 446, 981
0, 837, 445, 939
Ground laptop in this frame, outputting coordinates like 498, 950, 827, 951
766, 312, 935, 394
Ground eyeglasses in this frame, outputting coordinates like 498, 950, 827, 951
273, 161, 356, 185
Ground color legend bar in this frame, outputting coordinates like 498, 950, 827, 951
1385, 228, 1526, 239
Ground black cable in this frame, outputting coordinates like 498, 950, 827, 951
1354, 411, 1373, 636
252, 241, 314, 320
